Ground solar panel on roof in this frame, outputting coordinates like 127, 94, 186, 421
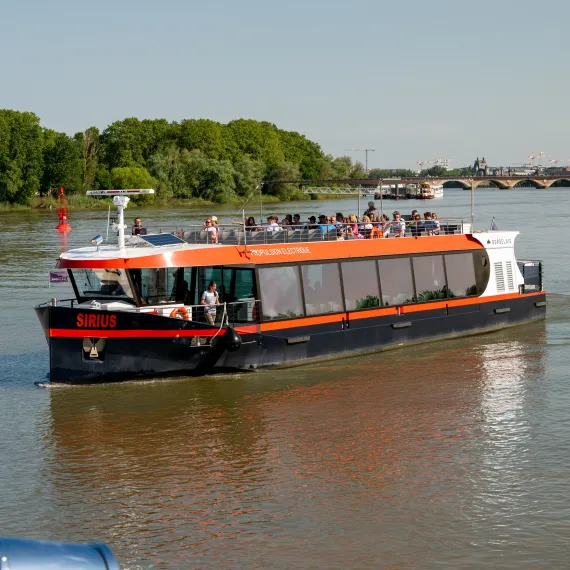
140, 233, 185, 247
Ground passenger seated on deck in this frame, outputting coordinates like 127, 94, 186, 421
245, 216, 259, 231
131, 217, 147, 236
335, 212, 345, 231
409, 213, 422, 237
431, 212, 441, 235
317, 215, 336, 233
422, 212, 438, 236
387, 211, 406, 238
360, 215, 373, 238
307, 215, 317, 229
265, 215, 282, 232
348, 214, 362, 239
202, 218, 218, 243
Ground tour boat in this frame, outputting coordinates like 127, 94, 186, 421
418, 182, 444, 199
35, 190, 546, 384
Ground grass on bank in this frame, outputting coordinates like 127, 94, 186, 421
0, 192, 354, 211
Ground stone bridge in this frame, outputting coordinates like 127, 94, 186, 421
266, 176, 570, 191
431, 175, 570, 190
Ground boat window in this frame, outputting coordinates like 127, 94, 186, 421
341, 260, 380, 311
259, 265, 304, 320
445, 253, 477, 297
378, 257, 415, 306
473, 250, 491, 293
412, 255, 448, 301
194, 267, 256, 304
135, 268, 181, 305
301, 263, 344, 316
197, 267, 223, 302
71, 268, 135, 302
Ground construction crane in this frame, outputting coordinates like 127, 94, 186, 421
528, 151, 545, 168
345, 148, 375, 172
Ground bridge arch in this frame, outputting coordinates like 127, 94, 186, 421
479, 180, 509, 189
512, 179, 543, 189
550, 178, 570, 188
442, 179, 470, 189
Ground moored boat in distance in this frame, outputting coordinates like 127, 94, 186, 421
35, 189, 546, 384
418, 182, 444, 199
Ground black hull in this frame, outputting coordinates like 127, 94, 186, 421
36, 294, 546, 384
34, 306, 247, 384
222, 293, 546, 370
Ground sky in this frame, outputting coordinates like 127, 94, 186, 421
1, 0, 569, 170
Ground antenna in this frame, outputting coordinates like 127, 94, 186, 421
86, 189, 155, 248
345, 148, 375, 172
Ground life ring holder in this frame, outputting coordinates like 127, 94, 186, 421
170, 307, 190, 320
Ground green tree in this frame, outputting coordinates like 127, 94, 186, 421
278, 129, 323, 179
330, 156, 353, 179
74, 127, 100, 191
110, 166, 157, 204
264, 163, 303, 200
41, 129, 83, 196
147, 145, 186, 198
177, 119, 225, 159
233, 157, 265, 197
421, 165, 448, 177
101, 118, 174, 169
349, 160, 367, 179
225, 119, 284, 165
175, 150, 236, 203
0, 110, 43, 204
368, 168, 416, 179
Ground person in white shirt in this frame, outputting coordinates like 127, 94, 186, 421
201, 281, 220, 325
265, 216, 282, 232
387, 211, 406, 238
202, 218, 218, 243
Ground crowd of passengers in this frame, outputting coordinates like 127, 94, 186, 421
200, 202, 441, 243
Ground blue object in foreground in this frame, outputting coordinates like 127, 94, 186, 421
0, 537, 119, 569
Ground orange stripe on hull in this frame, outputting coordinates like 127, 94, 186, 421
260, 291, 544, 332
49, 324, 259, 339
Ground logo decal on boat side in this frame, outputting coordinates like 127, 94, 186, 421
487, 238, 512, 246
76, 314, 117, 329
249, 247, 311, 256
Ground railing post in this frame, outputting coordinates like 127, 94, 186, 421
470, 178, 474, 231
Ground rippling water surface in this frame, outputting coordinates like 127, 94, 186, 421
1, 189, 569, 569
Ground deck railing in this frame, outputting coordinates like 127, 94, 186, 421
41, 298, 262, 324
147, 218, 473, 246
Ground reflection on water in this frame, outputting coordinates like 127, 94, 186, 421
1, 193, 570, 568
33, 324, 567, 569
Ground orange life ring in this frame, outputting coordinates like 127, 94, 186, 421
370, 226, 383, 239
170, 307, 190, 320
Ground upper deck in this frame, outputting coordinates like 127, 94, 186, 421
56, 220, 518, 270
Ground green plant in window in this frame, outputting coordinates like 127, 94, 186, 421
465, 284, 477, 296
416, 287, 454, 302
355, 295, 380, 309
277, 310, 300, 318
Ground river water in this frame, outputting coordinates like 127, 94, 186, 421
0, 189, 569, 569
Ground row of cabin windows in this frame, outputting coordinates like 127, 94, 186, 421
258, 252, 488, 321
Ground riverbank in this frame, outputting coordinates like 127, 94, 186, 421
0, 193, 345, 212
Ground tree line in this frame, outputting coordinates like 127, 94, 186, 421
0, 110, 375, 205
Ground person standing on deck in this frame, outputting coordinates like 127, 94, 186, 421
201, 281, 220, 325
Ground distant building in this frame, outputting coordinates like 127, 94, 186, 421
473, 157, 488, 176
